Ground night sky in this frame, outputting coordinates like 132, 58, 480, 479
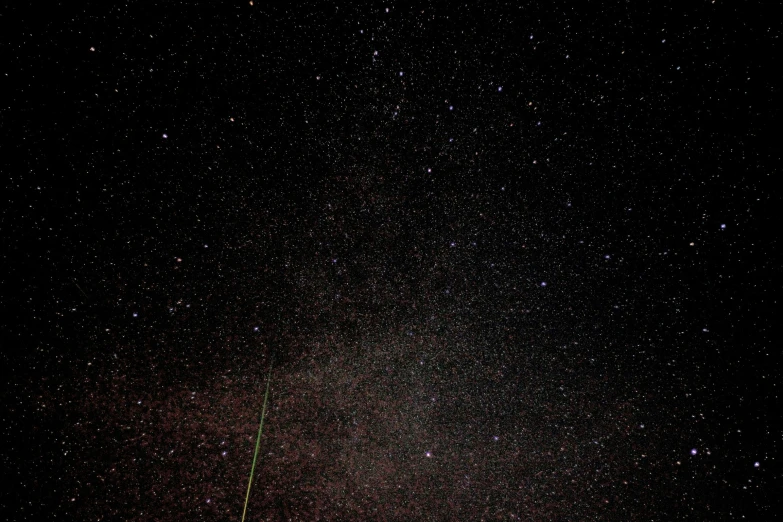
2, 2, 780, 520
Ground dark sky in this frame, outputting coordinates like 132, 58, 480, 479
1, 2, 779, 520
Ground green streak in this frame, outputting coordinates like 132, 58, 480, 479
241, 362, 273, 522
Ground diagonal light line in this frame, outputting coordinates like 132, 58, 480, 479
241, 361, 273, 522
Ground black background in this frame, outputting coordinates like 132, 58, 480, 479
2, 2, 779, 520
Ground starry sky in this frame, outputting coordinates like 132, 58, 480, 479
1, 2, 780, 521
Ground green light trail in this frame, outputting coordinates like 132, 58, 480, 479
241, 362, 273, 522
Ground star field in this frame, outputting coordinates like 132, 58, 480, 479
1, 2, 779, 521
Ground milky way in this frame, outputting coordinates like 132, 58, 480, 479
2, 3, 779, 521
